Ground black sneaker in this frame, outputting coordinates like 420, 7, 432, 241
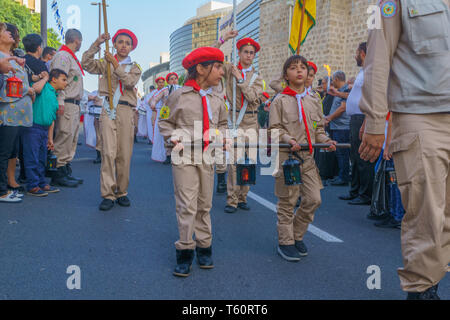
277, 245, 301, 262
66, 164, 83, 184
407, 284, 440, 300
238, 202, 250, 211
99, 199, 114, 211
117, 196, 131, 207
173, 249, 195, 277
163, 155, 171, 165
375, 216, 401, 229
295, 240, 308, 256
50, 167, 79, 188
367, 212, 390, 221
224, 205, 237, 214
196, 246, 214, 269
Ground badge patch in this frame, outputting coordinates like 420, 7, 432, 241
160, 106, 170, 120
73, 76, 78, 82
381, 1, 397, 18
312, 121, 318, 129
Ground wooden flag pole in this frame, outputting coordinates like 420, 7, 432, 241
102, 0, 114, 111
296, 0, 307, 55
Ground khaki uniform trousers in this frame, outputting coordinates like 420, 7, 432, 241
391, 112, 450, 292
99, 105, 135, 201
54, 102, 80, 167
275, 153, 323, 245
172, 163, 214, 250
94, 118, 102, 152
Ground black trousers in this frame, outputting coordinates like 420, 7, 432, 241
349, 115, 376, 201
0, 126, 20, 196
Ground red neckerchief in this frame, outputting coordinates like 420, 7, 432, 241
237, 62, 246, 109
282, 86, 313, 154
59, 45, 85, 76
386, 112, 391, 121
114, 55, 124, 96
184, 79, 210, 151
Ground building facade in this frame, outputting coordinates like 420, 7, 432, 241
259, 0, 377, 92
169, 1, 232, 75
14, 0, 40, 13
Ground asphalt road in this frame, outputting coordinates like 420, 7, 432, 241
0, 137, 448, 300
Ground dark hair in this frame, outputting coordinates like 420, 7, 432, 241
358, 42, 367, 54
282, 55, 308, 84
49, 68, 68, 82
23, 34, 43, 53
186, 60, 221, 81
42, 46, 56, 58
114, 33, 133, 46
5, 23, 19, 40
65, 29, 82, 44
150, 85, 156, 90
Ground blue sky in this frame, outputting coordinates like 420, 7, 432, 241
48, 0, 238, 93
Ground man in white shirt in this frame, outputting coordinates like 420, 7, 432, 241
339, 42, 376, 206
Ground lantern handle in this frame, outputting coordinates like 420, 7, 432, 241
291, 152, 304, 164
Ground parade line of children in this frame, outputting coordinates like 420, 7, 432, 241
36, 26, 337, 276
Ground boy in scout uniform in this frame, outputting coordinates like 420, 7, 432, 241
50, 29, 84, 188
81, 29, 142, 212
359, 0, 450, 299
215, 30, 265, 214
269, 55, 336, 262
159, 47, 228, 277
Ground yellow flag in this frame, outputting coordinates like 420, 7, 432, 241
289, 0, 316, 54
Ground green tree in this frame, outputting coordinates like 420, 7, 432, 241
0, 0, 62, 49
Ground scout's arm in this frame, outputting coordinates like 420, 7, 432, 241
239, 75, 264, 108
158, 92, 179, 142
112, 63, 141, 89
32, 75, 49, 94
50, 54, 71, 106
268, 97, 294, 144
359, 2, 401, 135
81, 38, 107, 76
150, 88, 168, 109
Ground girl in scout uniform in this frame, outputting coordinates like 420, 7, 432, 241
269, 55, 337, 262
159, 47, 228, 277
81, 29, 142, 212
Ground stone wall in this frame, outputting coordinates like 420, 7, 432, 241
259, 0, 377, 93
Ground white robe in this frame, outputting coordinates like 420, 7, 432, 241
83, 90, 98, 149
137, 99, 148, 138
144, 91, 157, 142
151, 88, 168, 162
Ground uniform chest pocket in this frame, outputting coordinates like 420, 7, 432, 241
309, 115, 322, 131
407, 2, 450, 54
282, 110, 299, 124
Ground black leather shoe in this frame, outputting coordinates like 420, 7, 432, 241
224, 205, 237, 214
117, 196, 131, 207
374, 216, 401, 229
367, 212, 390, 221
238, 202, 250, 211
339, 193, 358, 201
173, 249, 195, 277
99, 199, 114, 211
295, 240, 308, 257
348, 196, 371, 206
196, 246, 214, 269
66, 164, 83, 184
50, 167, 79, 188
216, 173, 227, 194
407, 284, 440, 300
93, 151, 101, 164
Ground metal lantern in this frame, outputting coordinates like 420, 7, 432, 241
46, 151, 58, 173
283, 154, 302, 186
236, 155, 256, 186
6, 75, 23, 98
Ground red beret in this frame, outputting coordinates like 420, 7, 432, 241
166, 72, 178, 82
113, 29, 138, 51
307, 61, 318, 74
182, 47, 224, 70
262, 92, 270, 99
237, 38, 260, 53
155, 77, 165, 84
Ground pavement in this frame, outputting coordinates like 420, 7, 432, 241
0, 137, 448, 300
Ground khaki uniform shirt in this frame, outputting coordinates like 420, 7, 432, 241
360, 0, 450, 134
269, 93, 331, 160
81, 43, 142, 107
159, 86, 228, 160
50, 50, 84, 106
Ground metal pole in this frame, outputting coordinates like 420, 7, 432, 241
102, 0, 114, 111
40, 0, 47, 47
296, 0, 306, 55
232, 0, 237, 132
287, 0, 294, 56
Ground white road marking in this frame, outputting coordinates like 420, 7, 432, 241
247, 191, 344, 243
